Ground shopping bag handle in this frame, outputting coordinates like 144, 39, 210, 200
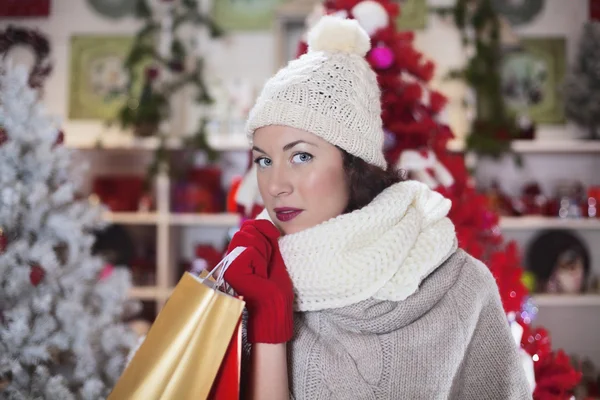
200, 246, 246, 288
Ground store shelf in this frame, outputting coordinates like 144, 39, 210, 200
169, 212, 241, 227
447, 139, 600, 154
103, 211, 161, 225
206, 133, 248, 151
129, 286, 165, 300
499, 216, 600, 231
103, 212, 241, 226
532, 294, 600, 307
66, 132, 248, 152
511, 140, 600, 153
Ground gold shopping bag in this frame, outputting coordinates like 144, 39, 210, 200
109, 247, 246, 400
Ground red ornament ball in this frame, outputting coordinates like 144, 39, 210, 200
0, 228, 6, 253
145, 66, 160, 81
54, 130, 64, 146
0, 128, 7, 146
368, 45, 394, 70
30, 264, 45, 286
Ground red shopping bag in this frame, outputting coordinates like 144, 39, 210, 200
208, 318, 242, 399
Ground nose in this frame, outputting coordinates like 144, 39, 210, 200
267, 162, 293, 198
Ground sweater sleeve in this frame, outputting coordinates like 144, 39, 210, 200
452, 265, 533, 400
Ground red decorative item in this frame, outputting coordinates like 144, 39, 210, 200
227, 177, 243, 213
92, 175, 145, 212
0, 228, 6, 253
0, 128, 7, 146
0, 0, 51, 17
99, 264, 115, 281
591, 0, 600, 20
195, 245, 222, 271
532, 351, 582, 400
173, 166, 224, 213
521, 326, 552, 360
145, 66, 159, 81
54, 130, 64, 147
367, 45, 394, 70
488, 241, 528, 314
30, 264, 45, 286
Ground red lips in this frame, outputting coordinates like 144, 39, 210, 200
274, 207, 303, 222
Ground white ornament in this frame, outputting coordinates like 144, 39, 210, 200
351, 0, 389, 36
397, 149, 454, 189
509, 316, 536, 394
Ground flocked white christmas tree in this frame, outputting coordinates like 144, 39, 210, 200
0, 62, 138, 399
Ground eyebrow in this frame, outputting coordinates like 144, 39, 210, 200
252, 140, 316, 154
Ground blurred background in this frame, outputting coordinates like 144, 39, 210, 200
0, 0, 598, 398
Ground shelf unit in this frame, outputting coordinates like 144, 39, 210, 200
532, 294, 600, 307
111, 171, 241, 312
66, 132, 249, 152
76, 139, 244, 314
447, 139, 600, 154
499, 216, 600, 231
109, 171, 241, 312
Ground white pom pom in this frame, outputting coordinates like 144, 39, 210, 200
307, 15, 371, 56
351, 1, 389, 35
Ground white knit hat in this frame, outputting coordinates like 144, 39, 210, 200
245, 16, 387, 169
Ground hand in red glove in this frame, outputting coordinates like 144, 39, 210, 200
223, 219, 294, 344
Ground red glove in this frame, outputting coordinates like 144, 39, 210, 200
223, 219, 294, 344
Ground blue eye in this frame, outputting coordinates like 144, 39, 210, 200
254, 157, 272, 168
291, 152, 313, 164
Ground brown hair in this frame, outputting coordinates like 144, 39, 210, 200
341, 150, 406, 213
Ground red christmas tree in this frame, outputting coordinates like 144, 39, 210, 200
294, 0, 581, 397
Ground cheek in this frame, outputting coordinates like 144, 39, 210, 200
301, 165, 348, 213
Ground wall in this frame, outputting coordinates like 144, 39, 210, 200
2, 0, 595, 365
1, 0, 588, 145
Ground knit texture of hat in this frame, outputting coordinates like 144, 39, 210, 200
245, 16, 387, 169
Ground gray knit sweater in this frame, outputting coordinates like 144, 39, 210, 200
286, 249, 532, 400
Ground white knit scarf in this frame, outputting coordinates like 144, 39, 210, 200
257, 180, 458, 312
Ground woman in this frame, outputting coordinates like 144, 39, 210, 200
223, 15, 532, 400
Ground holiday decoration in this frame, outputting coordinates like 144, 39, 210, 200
0, 227, 6, 253
287, 0, 582, 396
0, 0, 50, 17
491, 0, 545, 27
433, 0, 520, 158
351, 0, 390, 35
114, 0, 223, 179
0, 63, 139, 398
29, 263, 45, 286
86, 0, 136, 19
0, 26, 52, 90
0, 128, 6, 146
563, 22, 600, 140
502, 38, 567, 125
526, 230, 590, 294
367, 45, 394, 70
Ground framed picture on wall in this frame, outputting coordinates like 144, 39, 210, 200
395, 0, 427, 31
68, 35, 147, 120
491, 0, 545, 27
500, 37, 567, 124
0, 0, 50, 17
212, 0, 287, 31
273, 0, 318, 69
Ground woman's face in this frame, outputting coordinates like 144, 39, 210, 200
252, 125, 349, 235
